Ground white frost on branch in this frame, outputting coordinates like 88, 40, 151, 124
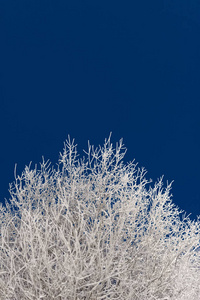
0, 135, 200, 299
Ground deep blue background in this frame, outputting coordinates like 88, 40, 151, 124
1, 0, 200, 218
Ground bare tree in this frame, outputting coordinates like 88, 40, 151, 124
0, 135, 200, 299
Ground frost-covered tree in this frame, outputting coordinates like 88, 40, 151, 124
0, 136, 200, 299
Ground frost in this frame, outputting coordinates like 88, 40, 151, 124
0, 135, 200, 299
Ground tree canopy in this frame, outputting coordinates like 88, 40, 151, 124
0, 136, 200, 299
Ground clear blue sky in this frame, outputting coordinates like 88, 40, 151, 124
1, 0, 200, 219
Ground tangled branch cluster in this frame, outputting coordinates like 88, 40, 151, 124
0, 136, 200, 299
